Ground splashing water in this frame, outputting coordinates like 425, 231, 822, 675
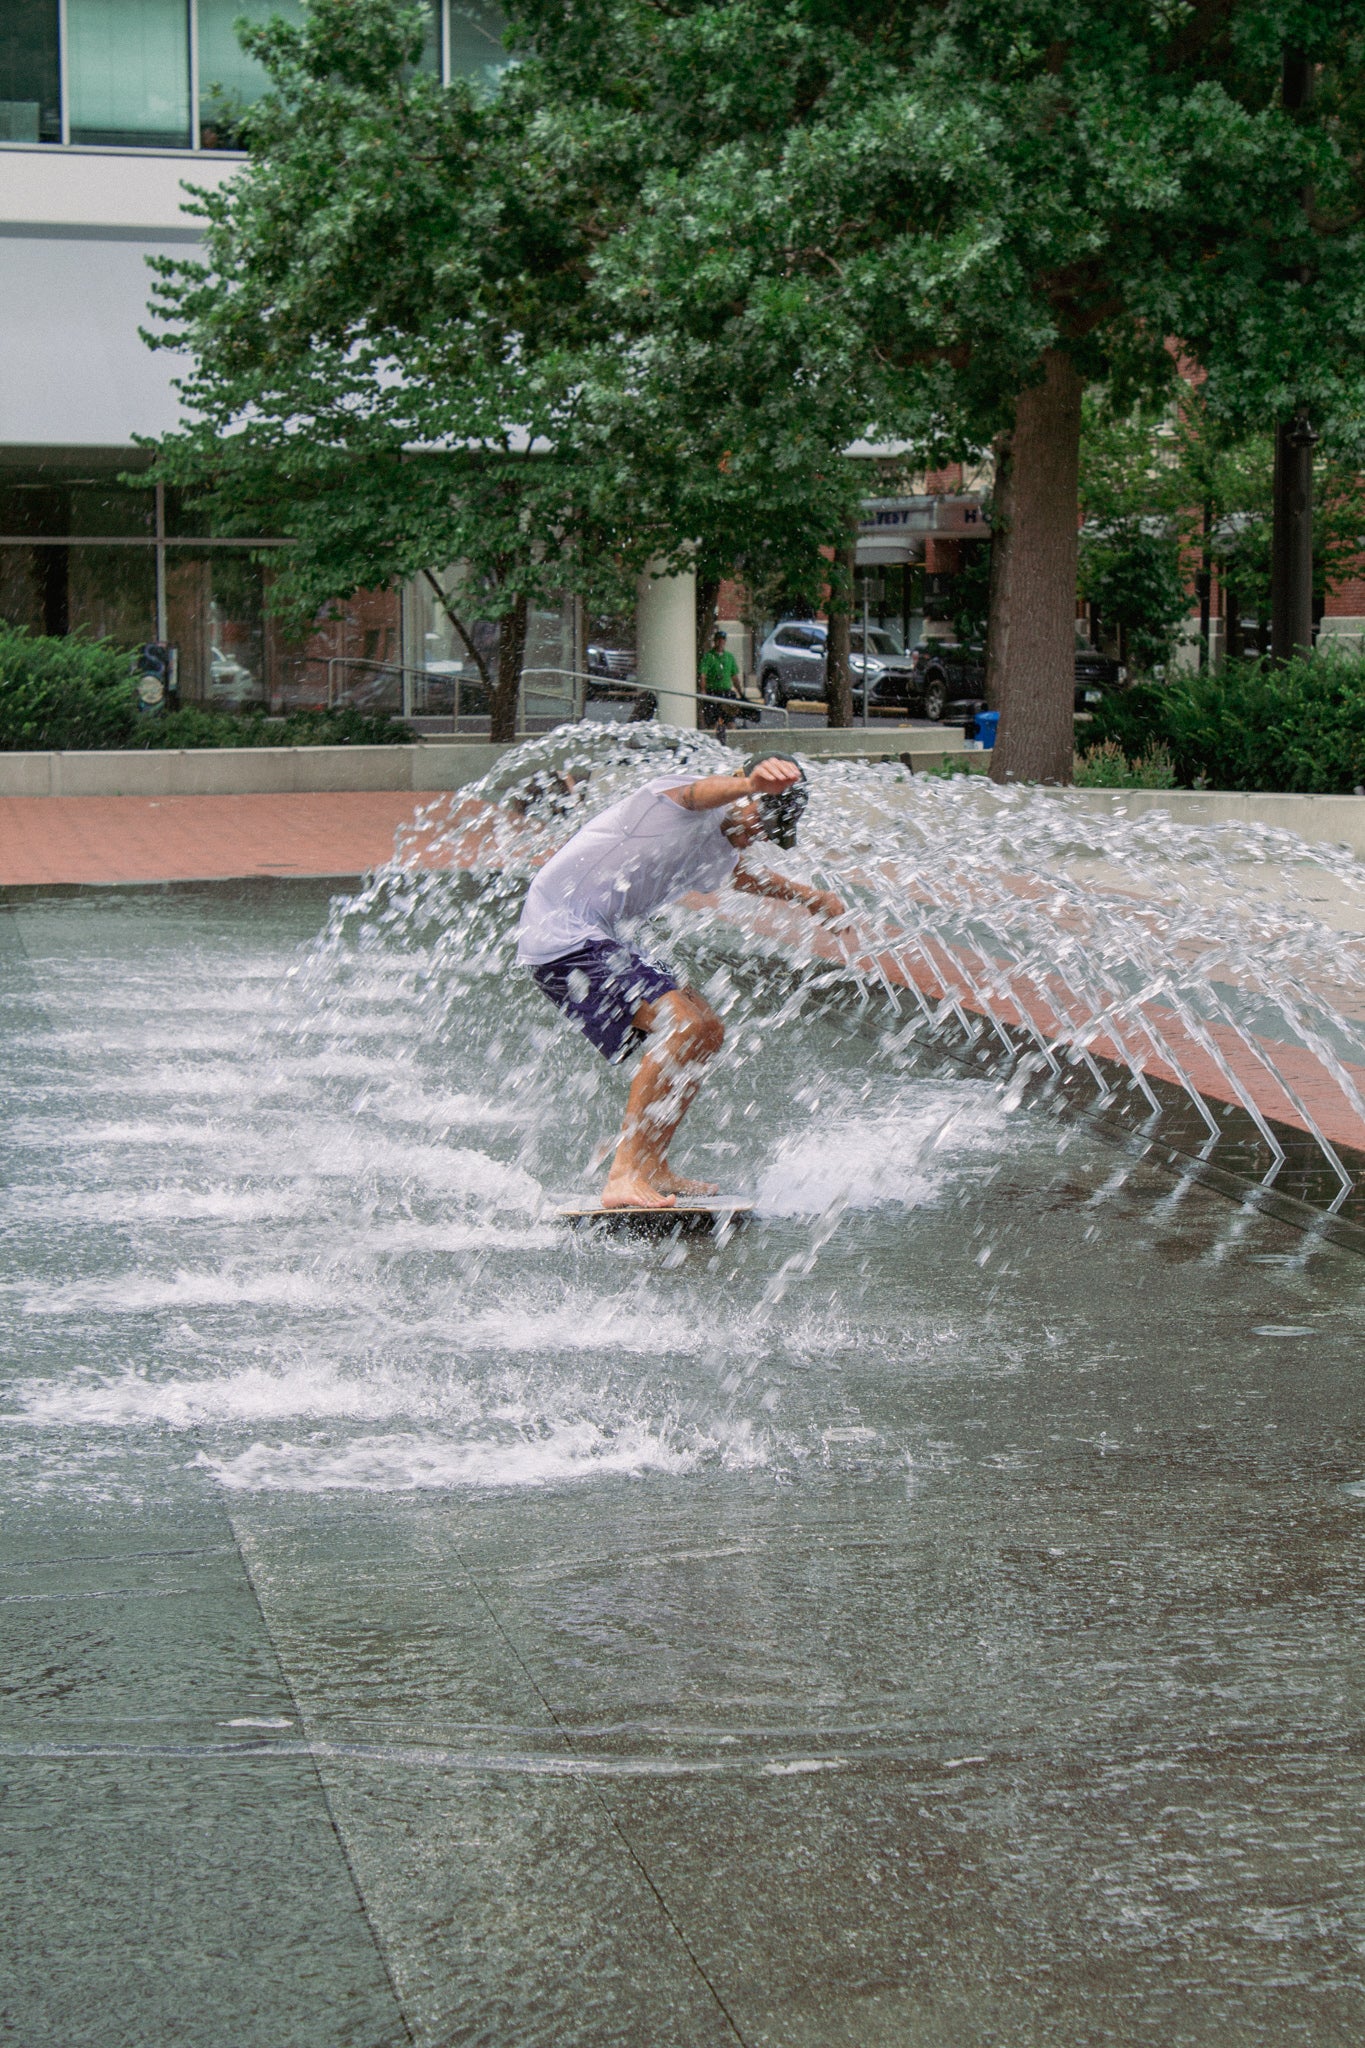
4, 721, 1362, 1504
330, 721, 1365, 1228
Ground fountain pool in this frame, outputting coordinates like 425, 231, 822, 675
3, 730, 1364, 2047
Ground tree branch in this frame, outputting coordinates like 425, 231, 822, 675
422, 568, 491, 691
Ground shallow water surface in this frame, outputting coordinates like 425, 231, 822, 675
2, 844, 1363, 2045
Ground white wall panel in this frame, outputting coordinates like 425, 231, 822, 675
0, 235, 194, 445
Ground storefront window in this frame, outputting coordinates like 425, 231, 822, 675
166, 548, 268, 706
403, 568, 495, 716
67, 544, 158, 644
0, 470, 154, 539
68, 0, 192, 149
0, 0, 61, 143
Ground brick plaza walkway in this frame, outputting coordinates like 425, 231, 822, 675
0, 792, 427, 888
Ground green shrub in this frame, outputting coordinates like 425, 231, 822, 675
0, 625, 138, 750
0, 626, 413, 750
1082, 649, 1365, 793
1072, 739, 1177, 789
143, 704, 414, 749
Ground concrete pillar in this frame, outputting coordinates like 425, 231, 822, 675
636, 558, 696, 727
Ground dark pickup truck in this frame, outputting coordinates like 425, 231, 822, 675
879, 642, 1126, 719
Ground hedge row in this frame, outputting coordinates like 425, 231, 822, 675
1083, 648, 1365, 794
0, 626, 412, 751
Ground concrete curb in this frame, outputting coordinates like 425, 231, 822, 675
0, 732, 964, 799
1048, 787, 1365, 859
0, 742, 509, 799
3, 740, 1361, 857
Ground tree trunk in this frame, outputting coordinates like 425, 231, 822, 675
695, 575, 720, 660
1271, 416, 1315, 662
989, 349, 1083, 785
983, 430, 1013, 712
1271, 51, 1317, 665
824, 527, 856, 728
491, 590, 528, 743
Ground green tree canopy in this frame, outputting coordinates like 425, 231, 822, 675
508, 0, 1365, 776
146, 0, 863, 737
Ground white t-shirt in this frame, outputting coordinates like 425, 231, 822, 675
516, 775, 739, 965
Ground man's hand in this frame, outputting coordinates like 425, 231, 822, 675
747, 758, 802, 795
807, 888, 847, 923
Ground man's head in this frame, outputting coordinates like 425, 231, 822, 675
711, 628, 727, 648
741, 751, 809, 849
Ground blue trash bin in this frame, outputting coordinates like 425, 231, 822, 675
973, 709, 999, 750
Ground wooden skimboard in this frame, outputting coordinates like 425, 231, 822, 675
556, 1196, 754, 1234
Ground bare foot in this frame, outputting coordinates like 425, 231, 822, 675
602, 1169, 676, 1210
651, 1170, 720, 1197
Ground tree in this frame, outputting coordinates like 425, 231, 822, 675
511, 1, 1365, 780
146, 0, 863, 740
1078, 388, 1365, 668
146, 2, 645, 739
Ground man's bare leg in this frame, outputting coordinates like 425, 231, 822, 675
601, 991, 724, 1208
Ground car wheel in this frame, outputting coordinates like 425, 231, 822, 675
761, 671, 786, 708
922, 673, 947, 721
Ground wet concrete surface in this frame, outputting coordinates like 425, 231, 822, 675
3, 881, 1364, 2046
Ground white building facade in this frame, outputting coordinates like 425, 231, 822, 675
0, 2, 584, 721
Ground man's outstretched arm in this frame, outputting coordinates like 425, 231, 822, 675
667, 759, 801, 812
731, 861, 846, 924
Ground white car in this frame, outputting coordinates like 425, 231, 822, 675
755, 620, 917, 711
208, 646, 259, 707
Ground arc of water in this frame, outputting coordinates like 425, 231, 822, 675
1215, 1003, 1354, 1208
1098, 982, 1225, 1153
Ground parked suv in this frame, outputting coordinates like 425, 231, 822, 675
755, 620, 920, 712
904, 641, 986, 721
910, 642, 1129, 717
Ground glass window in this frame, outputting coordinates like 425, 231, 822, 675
0, 470, 154, 539
0, 541, 156, 644
0, 0, 61, 143
68, 0, 191, 148
68, 543, 157, 643
197, 0, 303, 150
851, 627, 904, 658
165, 548, 267, 706
447, 2, 509, 88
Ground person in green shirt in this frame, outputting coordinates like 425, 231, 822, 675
698, 628, 741, 730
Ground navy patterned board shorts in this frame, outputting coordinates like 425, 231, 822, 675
529, 942, 680, 1064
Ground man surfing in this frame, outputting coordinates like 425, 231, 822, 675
517, 753, 846, 1209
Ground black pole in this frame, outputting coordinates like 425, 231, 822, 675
1272, 50, 1315, 663
1198, 498, 1212, 670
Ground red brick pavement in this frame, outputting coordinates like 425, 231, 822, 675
0, 792, 427, 887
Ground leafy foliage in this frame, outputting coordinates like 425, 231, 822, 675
0, 627, 411, 750
1078, 390, 1365, 668
0, 626, 138, 751
145, 0, 862, 741
1082, 653, 1365, 794
1072, 739, 1177, 790
143, 705, 414, 749
1078, 525, 1191, 675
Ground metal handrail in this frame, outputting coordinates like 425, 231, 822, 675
310, 654, 787, 734
517, 665, 788, 732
